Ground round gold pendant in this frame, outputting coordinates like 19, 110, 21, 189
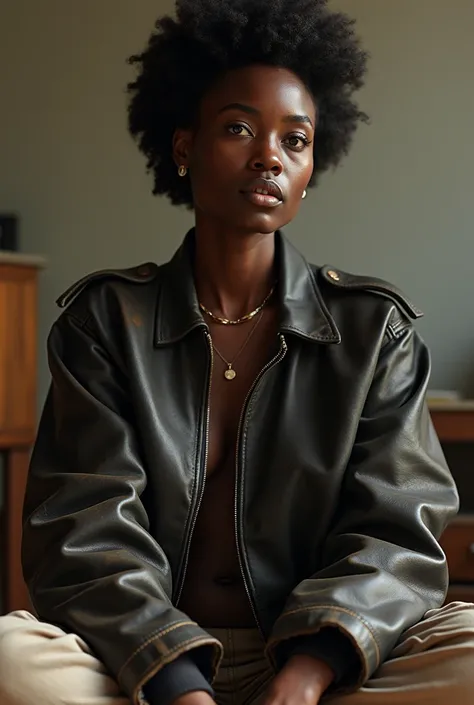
224, 368, 237, 380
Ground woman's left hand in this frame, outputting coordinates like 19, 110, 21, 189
263, 654, 335, 705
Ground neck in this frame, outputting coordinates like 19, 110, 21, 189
193, 221, 277, 321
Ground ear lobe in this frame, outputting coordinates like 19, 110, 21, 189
173, 128, 193, 168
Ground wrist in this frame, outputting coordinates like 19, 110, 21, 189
172, 692, 215, 705
286, 654, 335, 693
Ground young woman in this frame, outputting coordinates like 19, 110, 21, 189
1, 1, 473, 704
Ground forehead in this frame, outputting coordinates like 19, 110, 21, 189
200, 65, 317, 121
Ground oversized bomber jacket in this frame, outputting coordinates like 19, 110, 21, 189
22, 230, 458, 704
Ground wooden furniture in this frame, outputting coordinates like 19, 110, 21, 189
0, 252, 46, 614
431, 403, 474, 603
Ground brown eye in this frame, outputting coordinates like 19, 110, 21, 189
228, 123, 253, 136
285, 134, 311, 150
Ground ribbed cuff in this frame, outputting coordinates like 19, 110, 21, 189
143, 654, 214, 705
277, 627, 361, 687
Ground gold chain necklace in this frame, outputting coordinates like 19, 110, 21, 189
199, 285, 276, 325
212, 311, 264, 380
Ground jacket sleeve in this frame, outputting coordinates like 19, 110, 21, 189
21, 311, 222, 704
266, 320, 459, 692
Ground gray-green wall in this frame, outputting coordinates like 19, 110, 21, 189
1, 0, 474, 407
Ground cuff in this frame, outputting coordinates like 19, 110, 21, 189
276, 627, 361, 688
143, 654, 214, 705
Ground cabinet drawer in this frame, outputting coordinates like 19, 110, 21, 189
0, 266, 37, 439
440, 520, 474, 582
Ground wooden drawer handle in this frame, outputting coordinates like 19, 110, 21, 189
469, 544, 474, 555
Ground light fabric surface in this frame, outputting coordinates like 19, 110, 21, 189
0, 602, 473, 705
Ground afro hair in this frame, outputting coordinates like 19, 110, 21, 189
127, 0, 369, 208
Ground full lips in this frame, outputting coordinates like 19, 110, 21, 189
241, 190, 283, 208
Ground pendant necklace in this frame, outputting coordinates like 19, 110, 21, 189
212, 310, 264, 380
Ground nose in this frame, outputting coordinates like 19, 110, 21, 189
249, 137, 283, 176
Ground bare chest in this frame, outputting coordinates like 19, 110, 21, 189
206, 306, 279, 475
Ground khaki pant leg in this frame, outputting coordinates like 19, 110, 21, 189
207, 628, 274, 705
327, 601, 474, 704
0, 611, 130, 705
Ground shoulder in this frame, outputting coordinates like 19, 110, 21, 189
53, 262, 164, 334
315, 264, 423, 321
56, 262, 161, 310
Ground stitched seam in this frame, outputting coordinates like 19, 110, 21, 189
281, 265, 341, 342
307, 266, 329, 313
344, 280, 420, 311
117, 621, 196, 680
322, 269, 422, 318
59, 268, 155, 308
283, 325, 336, 341
308, 264, 341, 338
381, 319, 411, 351
133, 638, 223, 705
278, 604, 381, 665
389, 322, 410, 339
391, 319, 411, 336
366, 288, 422, 317
131, 636, 221, 702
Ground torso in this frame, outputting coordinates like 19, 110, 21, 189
177, 303, 280, 627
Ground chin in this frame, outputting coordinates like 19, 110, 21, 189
234, 213, 287, 235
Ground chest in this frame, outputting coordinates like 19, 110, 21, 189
206, 307, 279, 475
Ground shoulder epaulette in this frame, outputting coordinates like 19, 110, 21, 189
56, 262, 158, 309
320, 265, 423, 319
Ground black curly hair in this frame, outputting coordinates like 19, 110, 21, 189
127, 0, 369, 208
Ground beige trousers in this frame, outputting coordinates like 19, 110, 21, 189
0, 602, 474, 705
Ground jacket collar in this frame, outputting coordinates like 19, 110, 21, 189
154, 229, 340, 346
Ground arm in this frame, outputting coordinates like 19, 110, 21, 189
266, 319, 458, 693
21, 310, 221, 704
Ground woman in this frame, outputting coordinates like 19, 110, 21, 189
0, 1, 473, 704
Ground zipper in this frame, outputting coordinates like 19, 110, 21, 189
234, 333, 288, 637
175, 331, 214, 604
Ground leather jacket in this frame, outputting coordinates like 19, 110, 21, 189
22, 230, 458, 704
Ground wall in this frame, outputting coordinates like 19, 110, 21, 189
1, 0, 474, 406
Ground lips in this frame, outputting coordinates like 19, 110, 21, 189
242, 178, 284, 202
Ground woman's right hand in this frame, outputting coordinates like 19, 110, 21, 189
173, 692, 216, 705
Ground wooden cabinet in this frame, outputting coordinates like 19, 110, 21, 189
0, 253, 45, 614
431, 405, 474, 603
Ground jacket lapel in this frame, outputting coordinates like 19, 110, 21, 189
154, 229, 341, 347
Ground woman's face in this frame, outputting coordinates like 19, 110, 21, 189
174, 65, 317, 235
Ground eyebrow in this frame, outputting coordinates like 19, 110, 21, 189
218, 103, 314, 128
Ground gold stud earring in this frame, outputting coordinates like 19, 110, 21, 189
178, 165, 188, 177
302, 190, 307, 199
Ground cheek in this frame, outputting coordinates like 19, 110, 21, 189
285, 163, 313, 208
192, 135, 247, 180
189, 144, 244, 214
289, 150, 314, 184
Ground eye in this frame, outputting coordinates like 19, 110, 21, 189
227, 123, 253, 137
284, 134, 312, 151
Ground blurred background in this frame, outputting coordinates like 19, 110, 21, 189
1, 0, 474, 612
1, 0, 474, 400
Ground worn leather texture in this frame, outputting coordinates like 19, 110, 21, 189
22, 230, 458, 702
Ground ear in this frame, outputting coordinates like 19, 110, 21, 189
173, 128, 194, 169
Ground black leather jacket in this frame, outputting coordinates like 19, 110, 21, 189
22, 231, 458, 704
